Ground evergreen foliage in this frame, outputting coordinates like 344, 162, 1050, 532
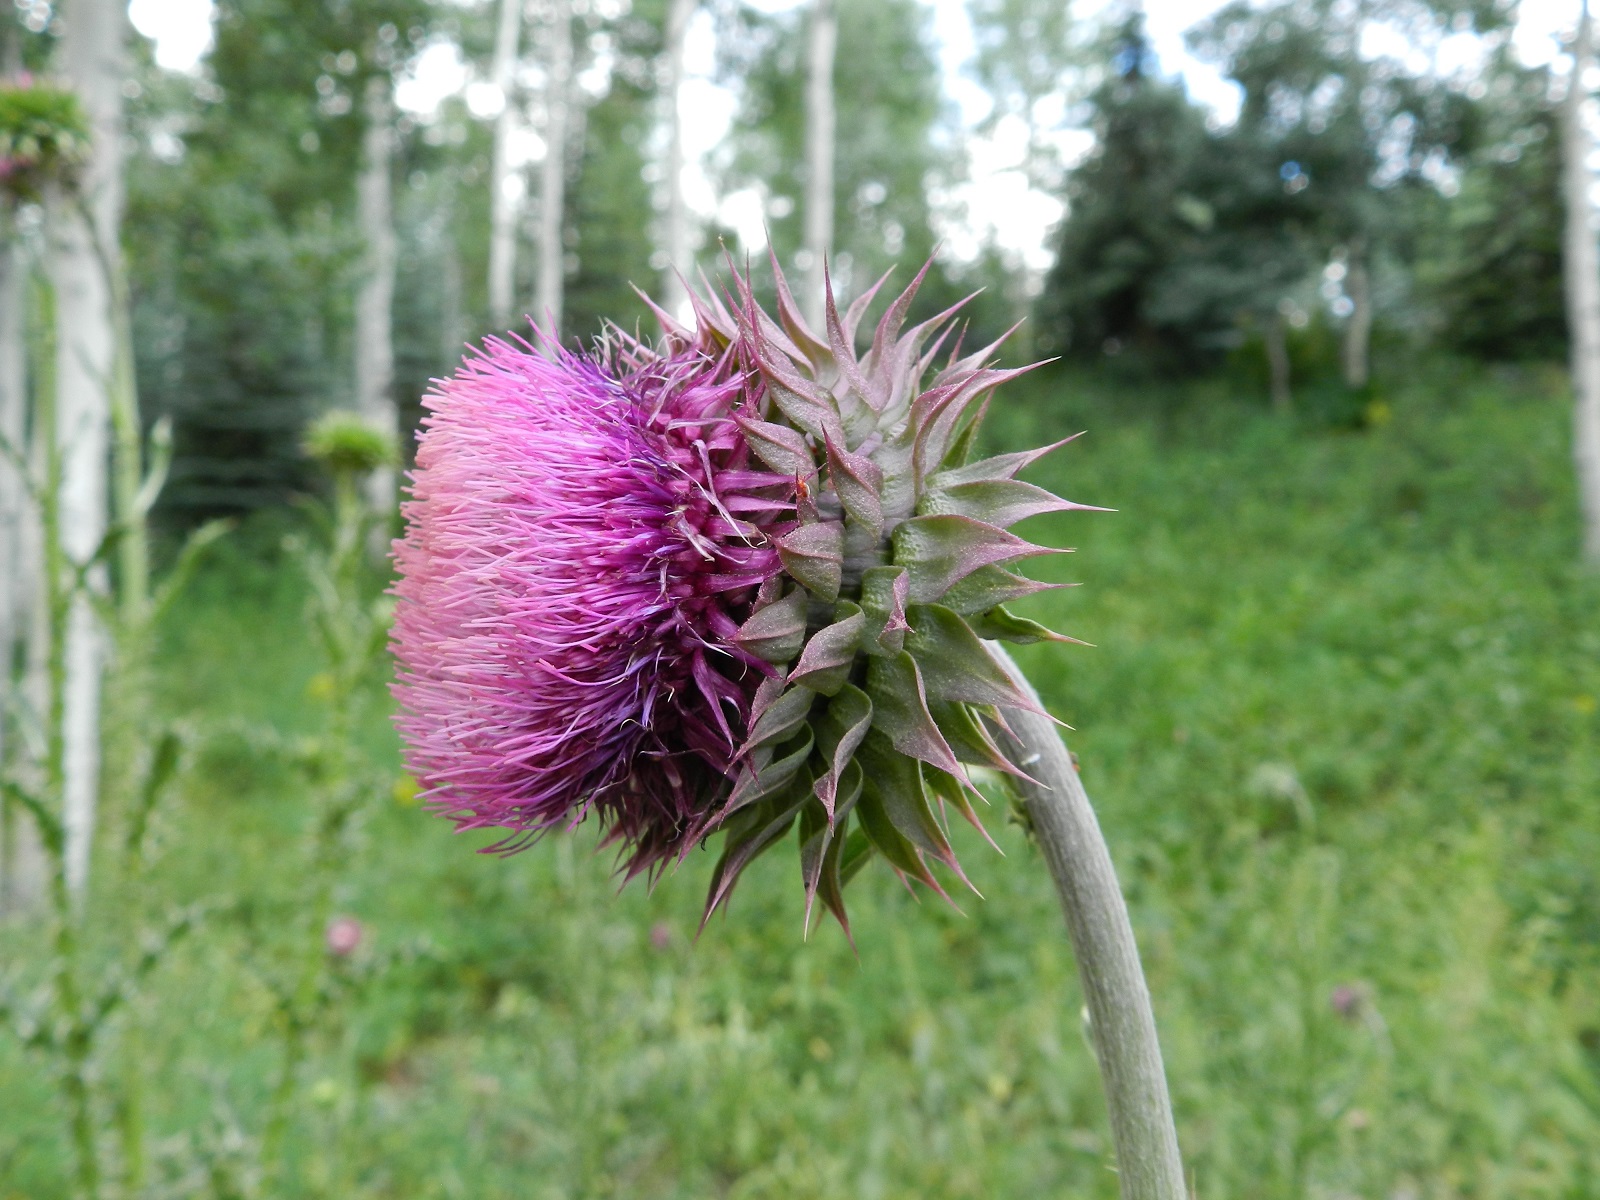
1040, 17, 1310, 367
1042, 20, 1234, 362
1425, 53, 1566, 360
1042, 1, 1545, 378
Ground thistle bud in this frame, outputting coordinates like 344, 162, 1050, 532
302, 410, 399, 479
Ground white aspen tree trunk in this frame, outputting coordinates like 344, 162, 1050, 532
535, 0, 572, 338
1, 219, 26, 743
1564, 5, 1600, 567
0, 17, 22, 692
52, 0, 126, 900
355, 73, 398, 519
661, 0, 696, 319
803, 0, 836, 331
488, 0, 525, 332
1341, 240, 1372, 390
0, 213, 43, 914
1, 17, 43, 917
0, 116, 19, 710
441, 221, 465, 363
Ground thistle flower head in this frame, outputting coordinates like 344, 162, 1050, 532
0, 77, 89, 200
391, 324, 793, 878
392, 260, 1093, 933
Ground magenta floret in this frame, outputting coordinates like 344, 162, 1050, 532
391, 332, 793, 877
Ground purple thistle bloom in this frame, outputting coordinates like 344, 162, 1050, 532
395, 259, 1087, 931
391, 327, 794, 878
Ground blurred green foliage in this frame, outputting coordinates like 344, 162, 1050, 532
3, 361, 1596, 1197
711, 0, 1016, 337
1423, 51, 1567, 361
1045, 2, 1567, 375
1041, 15, 1309, 364
8, 0, 1568, 517
562, 0, 668, 342
117, 0, 679, 517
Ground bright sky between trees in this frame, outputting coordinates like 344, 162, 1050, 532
126, 0, 1587, 274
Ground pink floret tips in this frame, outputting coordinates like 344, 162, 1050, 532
390, 326, 794, 881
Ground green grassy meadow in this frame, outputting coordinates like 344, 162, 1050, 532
4, 361, 1600, 1198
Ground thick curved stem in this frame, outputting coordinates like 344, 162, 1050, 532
989, 646, 1185, 1200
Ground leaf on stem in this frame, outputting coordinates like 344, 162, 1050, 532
0, 777, 64, 856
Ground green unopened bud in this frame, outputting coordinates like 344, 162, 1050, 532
302, 411, 398, 479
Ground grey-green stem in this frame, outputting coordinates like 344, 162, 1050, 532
989, 645, 1185, 1200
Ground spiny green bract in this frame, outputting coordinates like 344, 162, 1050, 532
670, 259, 1101, 936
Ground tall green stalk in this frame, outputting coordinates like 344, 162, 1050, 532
0, 196, 208, 1200
77, 184, 217, 1199
259, 420, 396, 1186
90, 193, 152, 1200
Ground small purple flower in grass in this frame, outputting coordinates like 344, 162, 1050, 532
1330, 983, 1365, 1020
391, 321, 795, 880
325, 916, 363, 958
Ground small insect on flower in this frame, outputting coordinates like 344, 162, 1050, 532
391, 260, 1098, 934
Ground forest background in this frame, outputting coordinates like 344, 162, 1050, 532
2, 0, 1600, 1197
